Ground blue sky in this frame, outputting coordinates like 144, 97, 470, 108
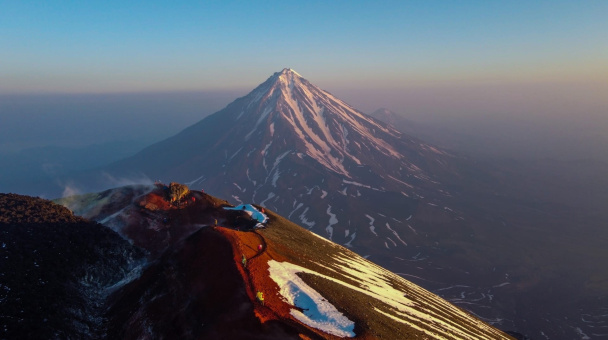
1, 1, 606, 93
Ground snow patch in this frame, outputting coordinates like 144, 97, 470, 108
267, 260, 355, 337
246, 168, 257, 186
385, 223, 407, 246
365, 214, 378, 236
325, 205, 338, 240
186, 174, 206, 186
259, 193, 276, 207
326, 255, 502, 340
271, 170, 281, 187
574, 327, 591, 339
288, 202, 303, 219
344, 232, 357, 248
299, 207, 316, 228
343, 179, 384, 191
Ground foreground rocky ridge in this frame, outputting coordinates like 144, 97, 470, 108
58, 185, 512, 339
0, 193, 145, 339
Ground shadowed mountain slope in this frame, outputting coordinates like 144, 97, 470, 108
0, 193, 145, 339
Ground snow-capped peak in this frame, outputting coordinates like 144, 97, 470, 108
239, 69, 404, 177
278, 67, 302, 77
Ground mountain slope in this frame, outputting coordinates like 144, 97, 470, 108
97, 69, 530, 335
60, 184, 512, 339
92, 69, 608, 338
109, 69, 457, 248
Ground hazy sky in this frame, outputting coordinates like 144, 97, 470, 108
1, 1, 606, 93
1, 1, 607, 162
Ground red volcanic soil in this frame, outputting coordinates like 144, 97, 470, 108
107, 188, 325, 339
104, 187, 373, 338
107, 226, 316, 340
124, 188, 267, 258
218, 227, 346, 340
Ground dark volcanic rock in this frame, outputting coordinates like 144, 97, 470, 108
106, 226, 307, 340
0, 193, 145, 339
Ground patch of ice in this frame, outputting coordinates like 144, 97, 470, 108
224, 204, 268, 223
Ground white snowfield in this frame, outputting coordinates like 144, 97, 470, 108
268, 260, 356, 337
266, 251, 508, 340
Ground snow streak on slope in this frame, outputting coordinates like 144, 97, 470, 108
267, 253, 507, 340
325, 205, 338, 240
237, 69, 407, 177
365, 214, 378, 236
328, 255, 506, 340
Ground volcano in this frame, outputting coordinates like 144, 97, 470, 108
84, 69, 607, 338
99, 69, 522, 334
49, 185, 511, 339
109, 68, 457, 247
